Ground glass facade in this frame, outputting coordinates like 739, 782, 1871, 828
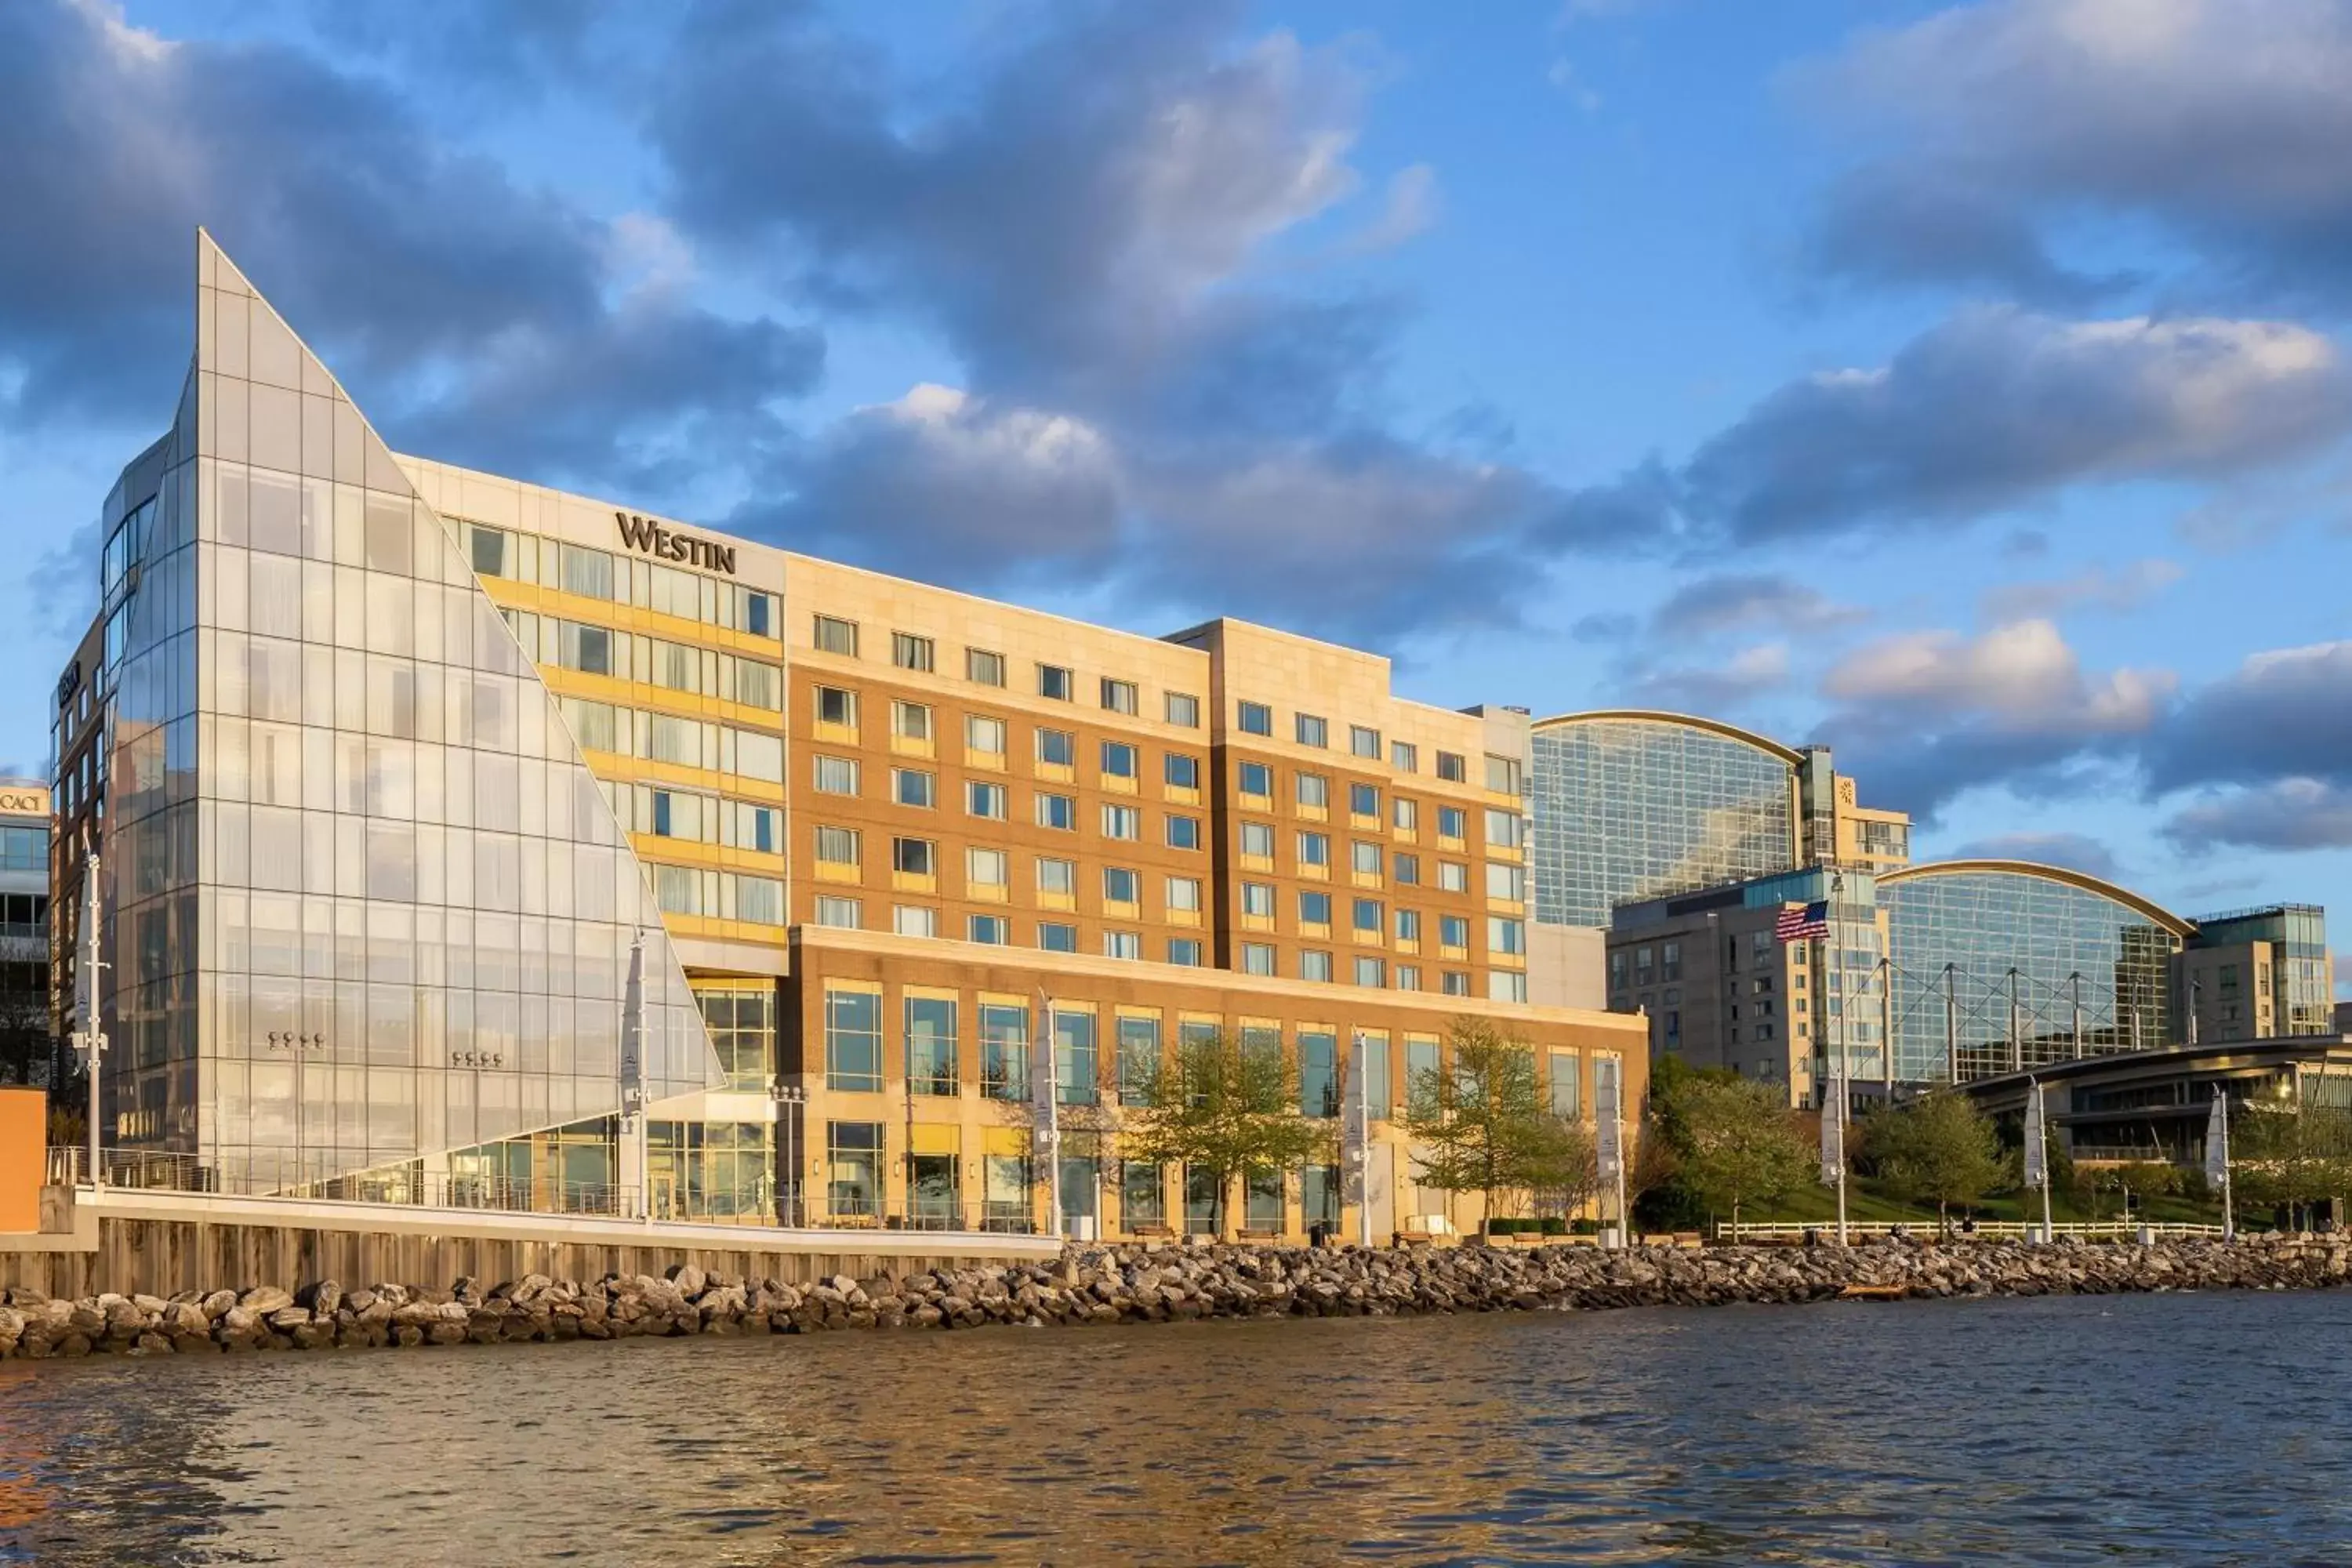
2191, 906, 2334, 1036
94, 234, 721, 1194
1882, 868, 2182, 1082
1530, 717, 1798, 927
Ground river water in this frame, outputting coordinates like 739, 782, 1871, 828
3, 1289, 2349, 1566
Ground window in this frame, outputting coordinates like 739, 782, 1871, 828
1485, 808, 1523, 849
1350, 725, 1381, 760
1237, 701, 1274, 736
1396, 965, 1421, 992
470, 524, 510, 578
1116, 1014, 1163, 1100
1440, 915, 1471, 949
1442, 972, 1472, 997
1300, 890, 1333, 925
1550, 1052, 1581, 1117
1296, 713, 1328, 748
1102, 677, 1138, 715
1485, 754, 1523, 795
1167, 876, 1203, 912
814, 615, 859, 657
1437, 805, 1467, 840
892, 631, 935, 673
1299, 1031, 1339, 1118
893, 768, 935, 809
894, 906, 937, 938
1439, 860, 1468, 893
1039, 922, 1078, 953
1241, 883, 1275, 918
1301, 950, 1334, 982
1037, 728, 1076, 768
826, 1122, 883, 1217
1489, 916, 1526, 956
1240, 822, 1275, 858
892, 837, 935, 876
1104, 931, 1142, 961
1054, 1011, 1098, 1107
1241, 942, 1276, 976
1101, 740, 1138, 779
892, 699, 932, 742
981, 1004, 1029, 1100
1166, 815, 1201, 851
1168, 938, 1203, 967
560, 544, 615, 601
813, 755, 859, 796
1296, 772, 1330, 809
1486, 862, 1526, 901
1349, 782, 1380, 817
1392, 740, 1418, 773
815, 826, 861, 869
1396, 909, 1422, 942
1238, 760, 1273, 797
1490, 971, 1529, 1004
1104, 866, 1140, 904
1165, 753, 1200, 789
965, 714, 1006, 755
824, 988, 883, 1091
1355, 956, 1386, 989
1436, 750, 1467, 782
1351, 840, 1383, 877
966, 647, 1005, 686
1395, 852, 1421, 885
1393, 797, 1419, 832
906, 996, 956, 1096
1296, 831, 1330, 867
814, 895, 862, 929
1166, 691, 1200, 728
967, 780, 1007, 820
1037, 663, 1074, 701
1036, 791, 1077, 831
1102, 804, 1140, 840
1037, 857, 1076, 897
967, 848, 1009, 888
742, 592, 775, 638
815, 686, 857, 728
1354, 898, 1383, 933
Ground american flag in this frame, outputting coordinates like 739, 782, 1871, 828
1774, 900, 1830, 942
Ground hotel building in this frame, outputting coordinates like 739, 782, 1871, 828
48, 232, 1640, 1238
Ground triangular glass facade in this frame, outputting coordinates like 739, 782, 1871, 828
97, 231, 724, 1194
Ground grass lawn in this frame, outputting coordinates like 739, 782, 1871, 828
1715, 1181, 2230, 1229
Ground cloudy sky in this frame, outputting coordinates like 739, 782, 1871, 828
2, 0, 2349, 993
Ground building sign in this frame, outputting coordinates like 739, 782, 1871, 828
55, 661, 80, 711
0, 786, 52, 817
615, 511, 736, 576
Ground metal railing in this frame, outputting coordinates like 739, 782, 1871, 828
1717, 1219, 2231, 1243
45, 1145, 641, 1220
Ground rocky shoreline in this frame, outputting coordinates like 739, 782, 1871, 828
2, 1236, 2343, 1361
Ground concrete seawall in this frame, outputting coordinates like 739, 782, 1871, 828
3, 1235, 2346, 1362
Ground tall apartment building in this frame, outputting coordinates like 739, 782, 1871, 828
52, 230, 1642, 1239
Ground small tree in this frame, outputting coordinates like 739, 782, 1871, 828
1403, 1017, 1593, 1229
1675, 1073, 1813, 1232
1121, 1029, 1322, 1237
2234, 1102, 2352, 1230
1863, 1091, 2004, 1234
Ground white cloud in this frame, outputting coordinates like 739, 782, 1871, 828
2165, 778, 2352, 851
1823, 619, 2173, 734
1980, 557, 2184, 622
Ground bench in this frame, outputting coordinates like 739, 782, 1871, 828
1127, 1223, 1175, 1240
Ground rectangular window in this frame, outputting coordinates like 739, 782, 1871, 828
1100, 740, 1138, 779
815, 826, 861, 869
1167, 875, 1203, 912
1485, 808, 1523, 849
1396, 909, 1422, 942
1037, 728, 1076, 767
813, 755, 859, 796
879, 767, 931, 811
1442, 972, 1471, 997
1165, 815, 1201, 851
967, 780, 1007, 820
893, 837, 935, 876
560, 544, 615, 601
1490, 971, 1530, 1004
1241, 942, 1276, 976
1299, 890, 1333, 925
1104, 931, 1142, 961
1353, 898, 1382, 933
1395, 852, 1421, 885
1299, 1031, 1338, 1118
1240, 822, 1275, 858
1038, 922, 1078, 953
742, 591, 775, 638
814, 615, 859, 657
1396, 965, 1421, 993
1550, 1051, 1581, 1117
824, 988, 882, 1091
1101, 677, 1138, 715
1165, 691, 1200, 728
1241, 882, 1275, 918
965, 714, 1006, 755
1351, 840, 1383, 877
1436, 750, 1467, 782
1237, 701, 1272, 736
1296, 772, 1330, 809
1054, 1010, 1098, 1106
1238, 760, 1273, 797
1117, 1014, 1163, 1099
815, 686, 857, 728
966, 847, 1009, 888
1036, 858, 1076, 896
1124, 1160, 1167, 1227
1349, 782, 1380, 817
1037, 663, 1074, 702
967, 913, 1011, 945
470, 524, 510, 579
1102, 804, 1140, 840
1350, 725, 1381, 760
1485, 754, 1523, 795
894, 905, 938, 938
1438, 805, 1467, 840
1168, 938, 1203, 967
1354, 956, 1385, 989
1296, 831, 1330, 867
1036, 791, 1077, 831
1301, 950, 1334, 982
1486, 862, 1526, 901
892, 631, 935, 673
892, 699, 932, 742
1489, 916, 1526, 956
1296, 713, 1328, 748
966, 647, 1006, 686
1439, 860, 1468, 893
1440, 914, 1471, 948
1165, 753, 1200, 789
981, 1004, 1029, 1100
1393, 797, 1419, 832
1103, 866, 1140, 904
1392, 740, 1418, 773
906, 996, 957, 1096
814, 895, 862, 929
825, 1121, 884, 1218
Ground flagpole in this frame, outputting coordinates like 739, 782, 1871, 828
1033, 989, 1062, 1242
2205, 1087, 2234, 1242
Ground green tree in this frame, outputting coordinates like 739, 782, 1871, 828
1673, 1073, 1814, 1231
1863, 1091, 2005, 1234
1120, 1029, 1323, 1238
2232, 1102, 2352, 1229
1402, 1017, 1595, 1228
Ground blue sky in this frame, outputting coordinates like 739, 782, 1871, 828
2, 0, 2348, 993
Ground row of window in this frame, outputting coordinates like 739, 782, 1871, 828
811, 758, 1204, 846
813, 832, 1200, 902
556, 697, 784, 782
503, 608, 781, 710
601, 781, 782, 855
1232, 763, 1523, 846
811, 615, 1203, 728
1228, 706, 1524, 796
466, 522, 776, 638
648, 864, 785, 925
809, 687, 1203, 781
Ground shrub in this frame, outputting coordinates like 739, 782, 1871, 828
1538, 1217, 1568, 1236
1570, 1218, 1599, 1236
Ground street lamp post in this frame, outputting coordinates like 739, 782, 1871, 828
771, 1083, 807, 1226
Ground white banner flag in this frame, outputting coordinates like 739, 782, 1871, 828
2022, 1080, 2048, 1190
1030, 1001, 1061, 1160
1594, 1056, 1623, 1181
1341, 1033, 1370, 1207
2204, 1093, 2230, 1189
619, 930, 645, 1117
